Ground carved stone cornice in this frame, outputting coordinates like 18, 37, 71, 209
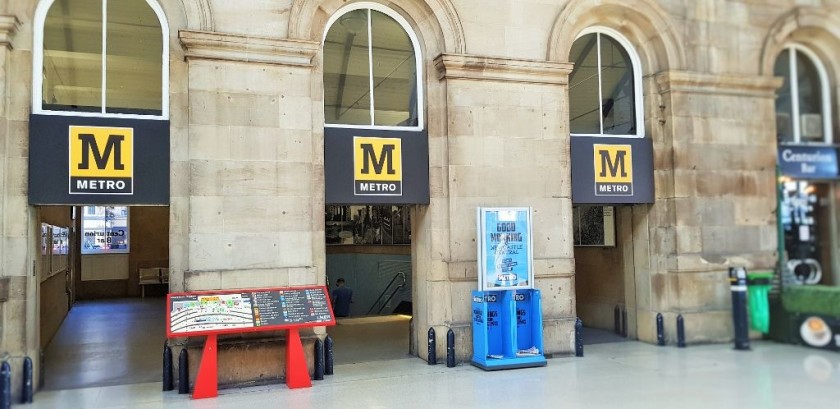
655, 70, 784, 98
0, 15, 21, 50
179, 30, 319, 67
434, 53, 573, 85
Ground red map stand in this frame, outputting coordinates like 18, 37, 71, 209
166, 286, 335, 400
285, 328, 311, 388
192, 334, 218, 398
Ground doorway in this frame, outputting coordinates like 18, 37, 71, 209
573, 205, 637, 344
324, 205, 413, 364
38, 205, 169, 390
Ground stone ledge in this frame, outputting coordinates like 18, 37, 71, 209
179, 30, 319, 67
655, 70, 784, 98
434, 53, 573, 85
0, 15, 20, 50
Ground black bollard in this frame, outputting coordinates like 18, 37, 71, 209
729, 267, 750, 350
314, 338, 324, 381
575, 318, 584, 357
427, 328, 437, 365
656, 313, 665, 346
677, 315, 686, 348
22, 356, 33, 404
163, 342, 174, 391
446, 329, 456, 368
178, 349, 189, 394
1, 361, 10, 409
324, 335, 334, 375
621, 308, 628, 338
614, 305, 621, 335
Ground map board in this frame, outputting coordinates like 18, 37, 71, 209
167, 286, 335, 337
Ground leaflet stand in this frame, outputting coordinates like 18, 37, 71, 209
471, 288, 546, 370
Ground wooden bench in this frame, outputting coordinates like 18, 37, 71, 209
138, 267, 168, 298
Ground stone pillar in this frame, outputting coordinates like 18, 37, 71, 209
425, 54, 575, 359
175, 30, 322, 386
0, 14, 32, 402
642, 71, 783, 343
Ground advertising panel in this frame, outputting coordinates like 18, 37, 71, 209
476, 207, 533, 291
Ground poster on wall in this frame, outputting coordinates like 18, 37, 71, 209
81, 206, 129, 254
476, 207, 534, 291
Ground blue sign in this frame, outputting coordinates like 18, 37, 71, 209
477, 208, 533, 291
779, 145, 839, 179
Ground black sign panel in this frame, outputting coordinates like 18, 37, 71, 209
325, 127, 429, 204
168, 287, 334, 336
28, 114, 169, 205
570, 136, 654, 204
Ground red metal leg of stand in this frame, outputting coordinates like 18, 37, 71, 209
285, 328, 311, 388
192, 334, 218, 399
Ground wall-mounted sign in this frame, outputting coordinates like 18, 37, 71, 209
325, 127, 429, 205
81, 206, 130, 254
571, 136, 654, 204
29, 114, 169, 205
69, 126, 134, 195
353, 136, 402, 196
778, 145, 839, 179
476, 207, 534, 291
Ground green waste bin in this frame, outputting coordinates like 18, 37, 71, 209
747, 271, 773, 333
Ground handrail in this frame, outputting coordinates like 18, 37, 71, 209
367, 272, 406, 315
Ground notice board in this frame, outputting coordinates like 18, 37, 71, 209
167, 286, 335, 337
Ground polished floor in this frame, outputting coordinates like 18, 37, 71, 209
26, 340, 840, 408
37, 299, 839, 408
43, 299, 414, 390
43, 298, 166, 390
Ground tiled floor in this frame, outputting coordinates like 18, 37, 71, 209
36, 299, 839, 408
26, 340, 840, 408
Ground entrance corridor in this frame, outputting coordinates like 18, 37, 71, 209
43, 298, 165, 390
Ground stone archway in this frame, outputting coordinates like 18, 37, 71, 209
759, 6, 840, 79
288, 0, 465, 55
547, 0, 685, 72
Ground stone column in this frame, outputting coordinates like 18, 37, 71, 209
425, 54, 575, 359
642, 71, 783, 343
175, 30, 322, 386
0, 14, 31, 402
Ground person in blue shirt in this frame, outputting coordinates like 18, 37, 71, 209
331, 278, 353, 317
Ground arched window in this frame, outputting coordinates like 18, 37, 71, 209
323, 3, 423, 130
569, 28, 643, 137
774, 45, 832, 143
33, 0, 169, 118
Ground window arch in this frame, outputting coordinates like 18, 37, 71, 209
322, 3, 423, 130
33, 0, 169, 118
568, 27, 643, 137
773, 44, 832, 144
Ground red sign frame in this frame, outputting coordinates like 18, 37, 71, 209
165, 285, 336, 399
166, 285, 336, 338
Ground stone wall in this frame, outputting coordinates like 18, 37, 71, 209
1, 0, 840, 393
